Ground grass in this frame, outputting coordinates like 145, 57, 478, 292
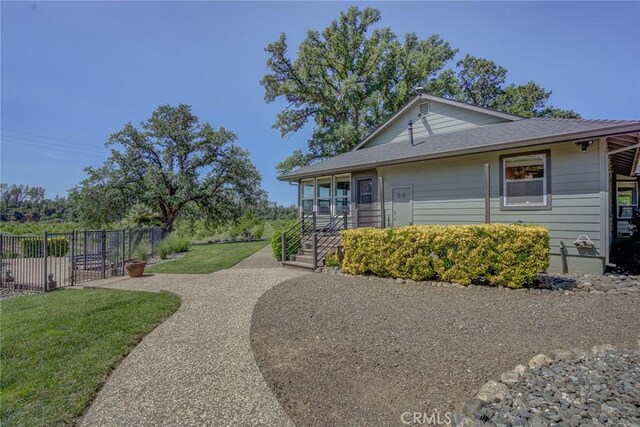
0, 289, 180, 426
147, 240, 269, 274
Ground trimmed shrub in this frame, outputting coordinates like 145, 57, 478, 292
340, 224, 549, 289
20, 237, 70, 258
271, 230, 301, 261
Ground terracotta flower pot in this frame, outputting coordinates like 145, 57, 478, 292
126, 261, 147, 278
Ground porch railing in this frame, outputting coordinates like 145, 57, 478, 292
311, 210, 349, 269
281, 212, 316, 263
354, 204, 385, 228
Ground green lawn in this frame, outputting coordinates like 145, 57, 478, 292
0, 289, 180, 426
147, 240, 269, 274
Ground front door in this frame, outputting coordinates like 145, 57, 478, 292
356, 178, 375, 226
392, 187, 412, 227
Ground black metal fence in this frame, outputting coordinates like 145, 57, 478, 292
0, 227, 162, 292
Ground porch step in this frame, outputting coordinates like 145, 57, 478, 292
290, 253, 314, 263
281, 260, 315, 271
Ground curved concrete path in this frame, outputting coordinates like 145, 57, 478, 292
81, 246, 307, 426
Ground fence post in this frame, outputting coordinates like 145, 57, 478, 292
343, 210, 348, 230
312, 232, 318, 270
70, 231, 75, 286
43, 232, 48, 292
281, 232, 287, 263
128, 229, 132, 261
122, 229, 126, 276
83, 230, 87, 268
101, 229, 106, 279
312, 212, 317, 232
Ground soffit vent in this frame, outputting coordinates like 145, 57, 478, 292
418, 102, 430, 117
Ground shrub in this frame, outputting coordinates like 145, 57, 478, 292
340, 224, 549, 289
156, 233, 190, 259
325, 251, 340, 268
251, 223, 265, 240
271, 230, 301, 261
131, 243, 151, 262
20, 237, 70, 258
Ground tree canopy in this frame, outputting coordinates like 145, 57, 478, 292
69, 104, 264, 232
262, 6, 580, 174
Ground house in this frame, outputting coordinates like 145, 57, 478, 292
277, 94, 640, 274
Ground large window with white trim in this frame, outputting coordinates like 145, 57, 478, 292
501, 151, 551, 209
301, 180, 314, 213
316, 177, 332, 215
335, 176, 351, 213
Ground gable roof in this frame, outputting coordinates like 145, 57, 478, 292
350, 94, 523, 151
278, 118, 640, 181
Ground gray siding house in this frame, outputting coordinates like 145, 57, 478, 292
278, 94, 640, 274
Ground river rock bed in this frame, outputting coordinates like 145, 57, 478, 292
536, 273, 640, 294
319, 267, 640, 294
456, 347, 640, 426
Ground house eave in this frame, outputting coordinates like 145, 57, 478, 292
277, 123, 640, 181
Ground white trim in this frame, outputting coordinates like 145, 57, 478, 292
390, 185, 413, 227
502, 153, 548, 207
598, 138, 610, 265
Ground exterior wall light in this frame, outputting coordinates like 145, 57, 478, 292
575, 140, 593, 152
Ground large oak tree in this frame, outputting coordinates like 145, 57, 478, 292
262, 7, 580, 174
70, 104, 263, 232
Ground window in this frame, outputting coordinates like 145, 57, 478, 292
301, 180, 314, 213
335, 176, 351, 213
357, 179, 374, 205
617, 181, 638, 219
501, 151, 550, 209
316, 177, 332, 215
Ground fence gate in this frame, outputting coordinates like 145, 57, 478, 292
0, 227, 161, 292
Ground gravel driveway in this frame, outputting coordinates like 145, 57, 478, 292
250, 274, 640, 426
81, 246, 306, 426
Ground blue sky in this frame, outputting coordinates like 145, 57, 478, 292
2, 1, 639, 206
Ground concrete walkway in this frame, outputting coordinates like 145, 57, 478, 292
81, 246, 306, 426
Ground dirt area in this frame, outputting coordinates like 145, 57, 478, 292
250, 274, 640, 426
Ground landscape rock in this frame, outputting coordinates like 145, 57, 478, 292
500, 370, 521, 385
528, 353, 552, 369
513, 364, 527, 375
457, 347, 640, 426
475, 380, 509, 403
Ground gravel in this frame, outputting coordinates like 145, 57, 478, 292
458, 348, 640, 426
250, 273, 640, 426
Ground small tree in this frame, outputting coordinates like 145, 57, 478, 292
122, 204, 161, 228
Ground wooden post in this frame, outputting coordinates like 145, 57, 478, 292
281, 232, 287, 263
312, 232, 318, 270
312, 212, 317, 232
484, 163, 491, 224
343, 210, 348, 229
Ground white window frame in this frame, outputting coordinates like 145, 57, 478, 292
316, 176, 332, 216
334, 174, 351, 216
500, 150, 551, 210
300, 179, 315, 214
616, 181, 638, 219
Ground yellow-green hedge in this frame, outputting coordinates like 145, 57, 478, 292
340, 224, 549, 289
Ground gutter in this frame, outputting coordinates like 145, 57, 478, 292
277, 123, 640, 181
